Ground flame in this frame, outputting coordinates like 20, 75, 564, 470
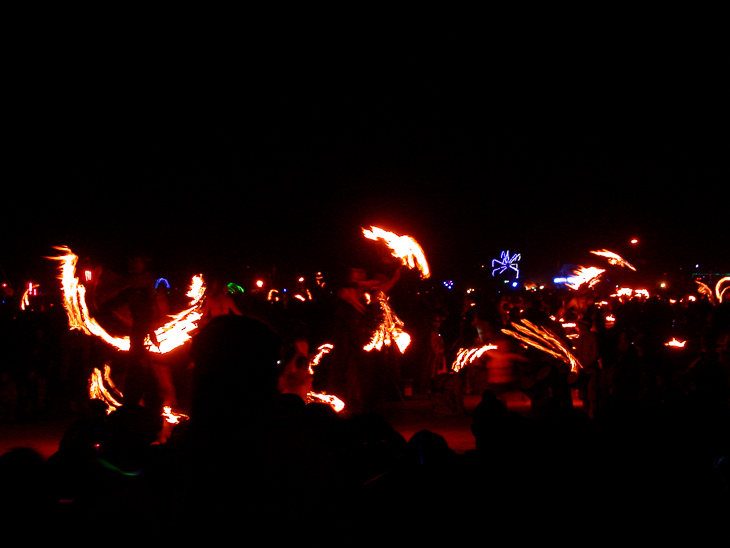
665, 338, 687, 348
20, 283, 39, 311
303, 344, 344, 412
451, 344, 498, 372
89, 365, 188, 423
363, 292, 410, 353
590, 249, 636, 271
501, 319, 582, 373
89, 364, 124, 414
307, 392, 346, 413
362, 226, 430, 279
161, 406, 189, 424
565, 266, 605, 290
697, 277, 730, 305
718, 277, 730, 304
150, 274, 205, 354
308, 343, 334, 374
49, 247, 205, 354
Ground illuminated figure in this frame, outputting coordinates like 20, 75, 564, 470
492, 251, 521, 279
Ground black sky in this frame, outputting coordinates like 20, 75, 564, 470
3, 27, 728, 291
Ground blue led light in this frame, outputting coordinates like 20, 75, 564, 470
155, 278, 170, 290
492, 251, 521, 279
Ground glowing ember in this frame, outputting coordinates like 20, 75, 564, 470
49, 247, 205, 354
590, 249, 636, 271
565, 267, 605, 290
501, 319, 582, 373
665, 338, 687, 348
362, 226, 430, 279
451, 344, 498, 372
363, 292, 411, 353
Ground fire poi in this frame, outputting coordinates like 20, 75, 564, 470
501, 318, 583, 374
451, 344, 499, 373
696, 276, 730, 305
363, 291, 411, 353
590, 249, 636, 271
565, 266, 605, 290
305, 343, 346, 412
50, 246, 204, 423
49, 246, 206, 354
362, 226, 430, 279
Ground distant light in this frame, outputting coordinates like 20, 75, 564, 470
256, 280, 264, 288
630, 238, 639, 244
511, 282, 519, 288
443, 280, 454, 290
660, 282, 667, 288
84, 270, 93, 282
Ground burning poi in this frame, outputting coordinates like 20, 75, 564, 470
590, 249, 636, 271
49, 246, 206, 354
50, 246, 204, 422
502, 318, 583, 374
362, 226, 430, 279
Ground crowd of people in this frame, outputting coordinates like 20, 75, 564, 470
1, 257, 729, 536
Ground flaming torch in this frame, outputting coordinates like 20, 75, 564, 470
362, 226, 430, 279
501, 319, 582, 374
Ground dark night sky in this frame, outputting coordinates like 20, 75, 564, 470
2, 27, 728, 293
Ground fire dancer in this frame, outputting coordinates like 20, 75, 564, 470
101, 254, 168, 408
329, 265, 402, 412
199, 279, 242, 327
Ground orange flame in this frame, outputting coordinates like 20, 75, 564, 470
565, 267, 605, 290
306, 392, 346, 412
502, 319, 582, 373
363, 292, 410, 353
362, 226, 430, 279
451, 344, 498, 372
308, 343, 334, 374
697, 277, 730, 305
161, 406, 189, 424
49, 247, 205, 354
89, 363, 124, 413
590, 249, 636, 271
302, 344, 344, 413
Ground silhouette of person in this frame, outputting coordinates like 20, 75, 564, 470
199, 279, 242, 328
